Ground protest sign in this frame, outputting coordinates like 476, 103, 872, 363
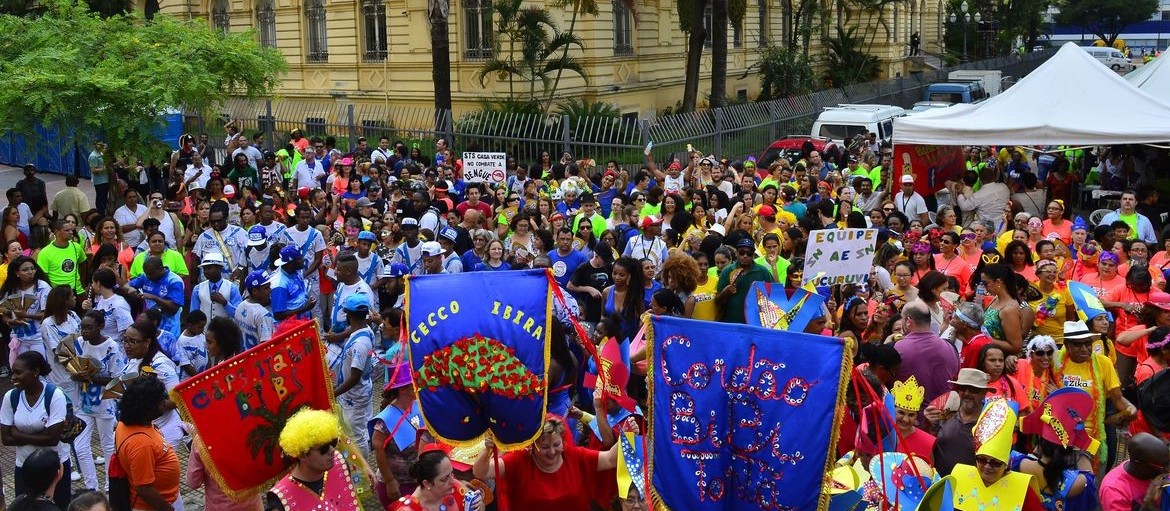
461, 152, 507, 184
649, 316, 850, 511
802, 228, 878, 287
172, 320, 334, 499
406, 269, 552, 449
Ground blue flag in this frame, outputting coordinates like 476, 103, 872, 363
406, 269, 552, 449
649, 316, 850, 511
744, 281, 828, 332
1068, 280, 1112, 322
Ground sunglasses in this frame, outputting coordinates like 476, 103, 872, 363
1034, 349, 1054, 356
975, 456, 1005, 469
981, 254, 1001, 265
960, 233, 977, 241
317, 439, 339, 455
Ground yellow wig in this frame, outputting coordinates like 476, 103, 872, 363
279, 409, 342, 458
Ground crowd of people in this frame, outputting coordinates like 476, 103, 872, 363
0, 122, 1169, 511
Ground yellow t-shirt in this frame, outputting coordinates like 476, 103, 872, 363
691, 277, 719, 321
1028, 287, 1073, 341
1057, 352, 1118, 440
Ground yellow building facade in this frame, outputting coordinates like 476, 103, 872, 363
157, 0, 945, 116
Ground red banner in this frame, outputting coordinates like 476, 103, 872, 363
171, 320, 334, 499
893, 144, 966, 197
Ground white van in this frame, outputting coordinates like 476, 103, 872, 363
811, 104, 906, 144
1083, 46, 1135, 72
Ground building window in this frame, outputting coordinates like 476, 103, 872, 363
703, 5, 712, 48
305, 0, 329, 63
613, 0, 633, 55
212, 0, 230, 33
733, 20, 742, 47
256, 0, 276, 48
362, 0, 388, 62
464, 0, 492, 59
758, 0, 768, 46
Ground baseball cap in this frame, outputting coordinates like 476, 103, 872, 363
439, 226, 458, 243
434, 180, 450, 192
758, 205, 776, 217
421, 241, 444, 257
640, 215, 663, 229
667, 162, 682, 171
735, 237, 755, 249
901, 174, 915, 184
400, 217, 419, 229
341, 293, 371, 313
247, 225, 267, 247
245, 270, 272, 290
357, 230, 377, 242
593, 242, 615, 265
384, 262, 410, 278
200, 252, 227, 268
274, 245, 301, 267
356, 197, 373, 208
580, 192, 596, 204
224, 184, 237, 199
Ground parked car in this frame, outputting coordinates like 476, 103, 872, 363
1083, 46, 1136, 72
756, 136, 834, 173
811, 104, 905, 146
910, 101, 954, 113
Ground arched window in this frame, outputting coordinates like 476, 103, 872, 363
306, 0, 329, 62
362, 0, 388, 61
257, 0, 277, 48
212, 0, 230, 33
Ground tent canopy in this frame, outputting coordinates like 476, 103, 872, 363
1126, 46, 1170, 99
893, 42, 1170, 146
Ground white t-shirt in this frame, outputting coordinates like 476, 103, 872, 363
294, 159, 326, 189
114, 204, 148, 247
232, 146, 264, 171
1, 384, 70, 465
94, 294, 134, 343
78, 337, 125, 419
893, 191, 928, 220
235, 300, 275, 351
184, 164, 212, 190
177, 332, 207, 375
326, 327, 374, 407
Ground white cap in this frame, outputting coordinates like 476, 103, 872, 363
421, 241, 444, 257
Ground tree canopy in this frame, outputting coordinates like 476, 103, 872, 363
1054, 0, 1158, 47
0, 0, 287, 155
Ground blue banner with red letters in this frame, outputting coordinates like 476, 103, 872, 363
405, 269, 552, 450
649, 315, 849, 511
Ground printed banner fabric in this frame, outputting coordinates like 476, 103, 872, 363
648, 315, 850, 511
405, 269, 552, 450
802, 229, 878, 287
894, 144, 966, 198
171, 320, 335, 499
744, 281, 828, 333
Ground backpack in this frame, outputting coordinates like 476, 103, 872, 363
8, 383, 85, 443
108, 431, 147, 511
1137, 367, 1170, 433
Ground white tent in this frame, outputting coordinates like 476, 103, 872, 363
893, 42, 1170, 146
1126, 47, 1170, 99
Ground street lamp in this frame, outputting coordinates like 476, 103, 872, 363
949, 1, 982, 62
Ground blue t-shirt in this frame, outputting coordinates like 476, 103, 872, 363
270, 268, 308, 319
128, 270, 185, 338
547, 249, 587, 287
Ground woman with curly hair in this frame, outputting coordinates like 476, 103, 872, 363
659, 252, 701, 318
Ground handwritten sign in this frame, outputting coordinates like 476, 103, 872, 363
406, 269, 551, 449
649, 316, 849, 511
461, 152, 507, 184
171, 320, 334, 499
802, 229, 878, 287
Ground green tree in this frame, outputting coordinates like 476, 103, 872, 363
477, 0, 587, 106
1054, 0, 1158, 48
0, 0, 286, 157
756, 46, 815, 100
823, 26, 880, 87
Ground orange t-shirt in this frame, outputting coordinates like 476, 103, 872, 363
116, 423, 181, 510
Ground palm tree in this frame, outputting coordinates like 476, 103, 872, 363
678, 0, 709, 112
478, 0, 588, 106
542, 0, 636, 114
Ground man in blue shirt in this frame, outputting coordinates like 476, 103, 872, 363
127, 256, 185, 338
270, 245, 315, 321
548, 227, 587, 288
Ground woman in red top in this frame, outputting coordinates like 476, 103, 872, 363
1040, 200, 1072, 244
473, 417, 619, 511
391, 444, 485, 511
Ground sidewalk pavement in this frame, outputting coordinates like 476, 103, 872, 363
0, 163, 98, 205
